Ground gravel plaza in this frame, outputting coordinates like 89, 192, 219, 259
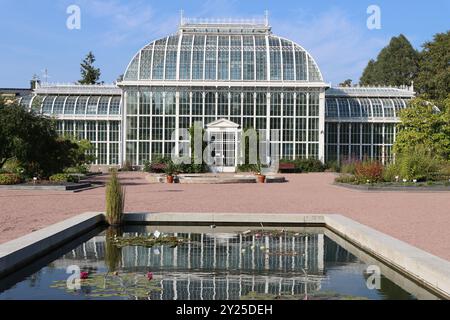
1, 171, 449, 261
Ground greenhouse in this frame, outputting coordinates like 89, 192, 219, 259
17, 18, 415, 171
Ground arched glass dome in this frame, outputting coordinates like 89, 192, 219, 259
123, 31, 324, 83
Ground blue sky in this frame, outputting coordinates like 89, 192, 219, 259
1, 0, 449, 87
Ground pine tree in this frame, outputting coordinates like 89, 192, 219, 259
360, 35, 419, 86
79, 51, 101, 85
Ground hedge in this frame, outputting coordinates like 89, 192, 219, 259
0, 173, 22, 185
49, 173, 80, 183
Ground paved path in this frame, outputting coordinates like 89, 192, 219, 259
1, 172, 449, 260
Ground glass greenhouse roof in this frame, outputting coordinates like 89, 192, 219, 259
326, 86, 415, 98
21, 84, 122, 116
23, 95, 122, 116
324, 86, 414, 120
122, 23, 324, 83
325, 96, 411, 120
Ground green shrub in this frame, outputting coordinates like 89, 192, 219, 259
354, 161, 384, 183
279, 158, 326, 173
2, 159, 23, 174
335, 174, 357, 184
237, 164, 258, 173
143, 160, 152, 173
295, 158, 326, 173
177, 163, 208, 174
164, 160, 178, 176
49, 173, 80, 183
395, 146, 443, 181
145, 155, 209, 174
383, 163, 399, 182
106, 171, 125, 226
64, 164, 89, 174
0, 173, 22, 185
436, 162, 450, 181
340, 159, 359, 175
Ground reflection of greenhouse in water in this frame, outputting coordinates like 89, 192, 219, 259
57, 231, 360, 300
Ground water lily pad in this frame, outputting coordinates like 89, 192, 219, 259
51, 272, 162, 299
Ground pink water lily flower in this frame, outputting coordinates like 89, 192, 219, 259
80, 272, 89, 280
147, 272, 153, 281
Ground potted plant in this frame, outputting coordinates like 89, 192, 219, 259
164, 161, 177, 184
254, 161, 266, 183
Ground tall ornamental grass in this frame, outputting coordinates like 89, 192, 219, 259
106, 171, 125, 226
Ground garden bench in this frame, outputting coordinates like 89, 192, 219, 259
279, 162, 296, 173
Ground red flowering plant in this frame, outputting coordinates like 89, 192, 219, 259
354, 160, 384, 184
151, 163, 167, 173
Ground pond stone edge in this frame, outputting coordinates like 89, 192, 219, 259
0, 212, 449, 299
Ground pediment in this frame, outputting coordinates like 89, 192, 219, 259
206, 118, 240, 129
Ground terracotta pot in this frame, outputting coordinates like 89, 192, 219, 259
256, 174, 266, 184
166, 175, 174, 184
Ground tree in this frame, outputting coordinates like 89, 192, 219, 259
360, 60, 378, 85
79, 51, 101, 85
0, 99, 89, 177
394, 98, 450, 161
339, 79, 353, 87
415, 31, 450, 102
360, 35, 419, 86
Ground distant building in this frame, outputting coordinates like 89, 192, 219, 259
14, 17, 415, 171
0, 88, 32, 105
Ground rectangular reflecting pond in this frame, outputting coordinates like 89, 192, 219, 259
0, 225, 439, 300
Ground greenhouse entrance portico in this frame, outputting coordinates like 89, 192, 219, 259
206, 119, 240, 172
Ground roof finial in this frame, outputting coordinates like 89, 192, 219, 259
264, 10, 269, 26
41, 68, 50, 84
180, 9, 184, 26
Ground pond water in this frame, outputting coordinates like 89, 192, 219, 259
0, 225, 436, 300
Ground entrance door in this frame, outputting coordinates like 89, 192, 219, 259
206, 119, 240, 173
210, 131, 236, 172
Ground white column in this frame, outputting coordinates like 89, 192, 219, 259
107, 121, 111, 165
122, 91, 127, 166
382, 124, 386, 165
306, 92, 310, 158
360, 123, 363, 161
266, 92, 271, 162
280, 92, 284, 159
337, 123, 341, 165
175, 91, 180, 157
318, 89, 326, 163
162, 92, 166, 156
293, 92, 297, 159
